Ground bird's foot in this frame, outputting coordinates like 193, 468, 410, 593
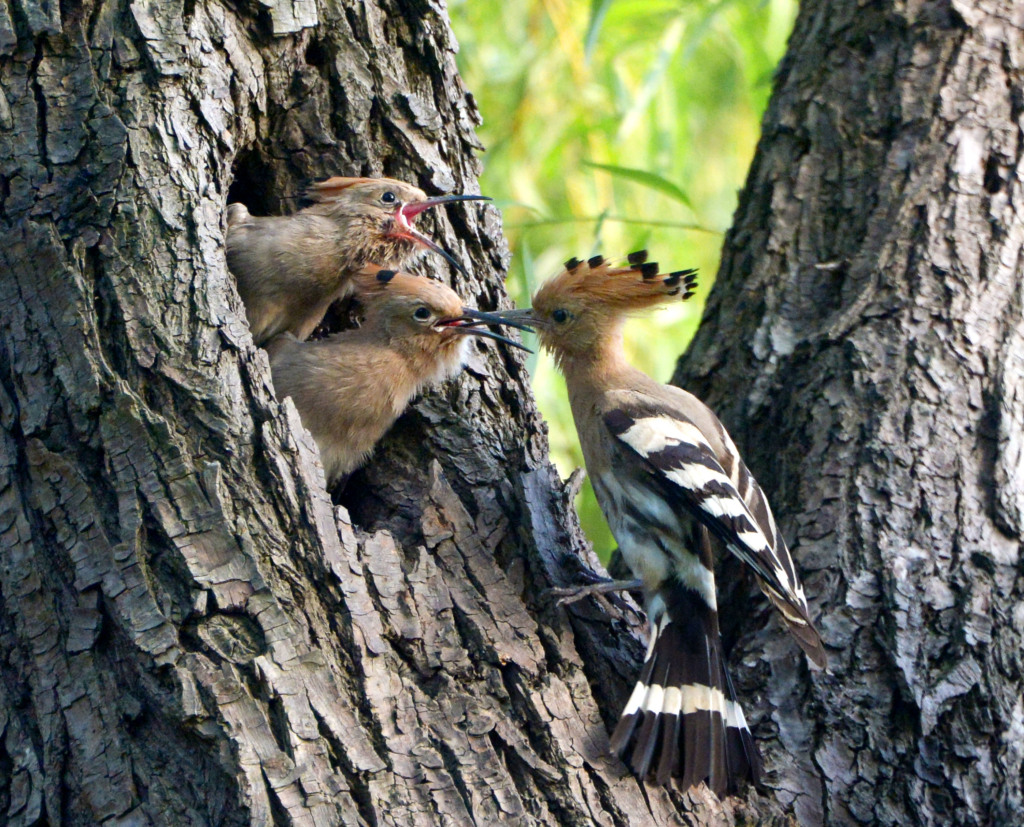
547, 578, 643, 607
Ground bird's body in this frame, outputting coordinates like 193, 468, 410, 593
227, 207, 366, 344
226, 177, 488, 345
500, 254, 825, 795
268, 267, 527, 485
567, 361, 727, 594
269, 328, 463, 482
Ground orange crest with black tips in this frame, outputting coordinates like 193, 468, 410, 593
533, 251, 698, 318
525, 251, 699, 363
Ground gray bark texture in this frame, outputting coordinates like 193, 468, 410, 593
0, 0, 785, 825
675, 1, 1024, 825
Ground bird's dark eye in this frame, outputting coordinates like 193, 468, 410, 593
552, 309, 570, 324
414, 306, 432, 321
381, 191, 397, 204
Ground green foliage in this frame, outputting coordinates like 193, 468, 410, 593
451, 0, 796, 560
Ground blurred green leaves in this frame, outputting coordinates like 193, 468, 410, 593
450, 0, 796, 560
582, 161, 693, 209
583, 0, 615, 59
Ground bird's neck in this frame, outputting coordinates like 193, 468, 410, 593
558, 329, 646, 395
307, 209, 415, 269
390, 335, 467, 392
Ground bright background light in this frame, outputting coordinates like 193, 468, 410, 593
451, 0, 798, 559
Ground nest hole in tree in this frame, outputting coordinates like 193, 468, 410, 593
227, 147, 280, 217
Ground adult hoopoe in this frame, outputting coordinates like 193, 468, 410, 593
497, 252, 826, 794
226, 177, 490, 344
267, 265, 529, 486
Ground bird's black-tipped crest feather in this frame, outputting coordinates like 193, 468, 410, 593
640, 262, 660, 279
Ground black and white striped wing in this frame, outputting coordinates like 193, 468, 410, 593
604, 404, 826, 668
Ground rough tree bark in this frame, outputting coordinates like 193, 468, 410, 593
0, 0, 791, 825
675, 1, 1024, 825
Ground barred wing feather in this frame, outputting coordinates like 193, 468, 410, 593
604, 403, 826, 668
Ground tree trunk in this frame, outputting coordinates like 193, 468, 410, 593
0, 0, 785, 824
675, 1, 1024, 825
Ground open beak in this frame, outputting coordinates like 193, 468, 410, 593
437, 307, 533, 353
400, 194, 492, 220
391, 222, 469, 276
391, 196, 492, 277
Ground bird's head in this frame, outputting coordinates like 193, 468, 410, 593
351, 266, 531, 377
306, 177, 490, 275
494, 252, 698, 364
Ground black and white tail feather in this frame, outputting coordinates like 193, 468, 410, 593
608, 527, 761, 793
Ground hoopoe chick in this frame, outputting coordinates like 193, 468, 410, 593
498, 252, 826, 794
267, 266, 529, 486
226, 177, 490, 345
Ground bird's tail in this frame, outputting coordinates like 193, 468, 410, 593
609, 576, 761, 793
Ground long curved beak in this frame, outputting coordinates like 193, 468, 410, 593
474, 307, 541, 328
394, 225, 470, 276
400, 194, 492, 220
458, 307, 535, 333
392, 196, 490, 277
437, 307, 533, 353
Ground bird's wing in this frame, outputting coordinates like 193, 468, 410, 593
602, 392, 826, 667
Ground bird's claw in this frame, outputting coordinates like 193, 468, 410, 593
546, 578, 644, 608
